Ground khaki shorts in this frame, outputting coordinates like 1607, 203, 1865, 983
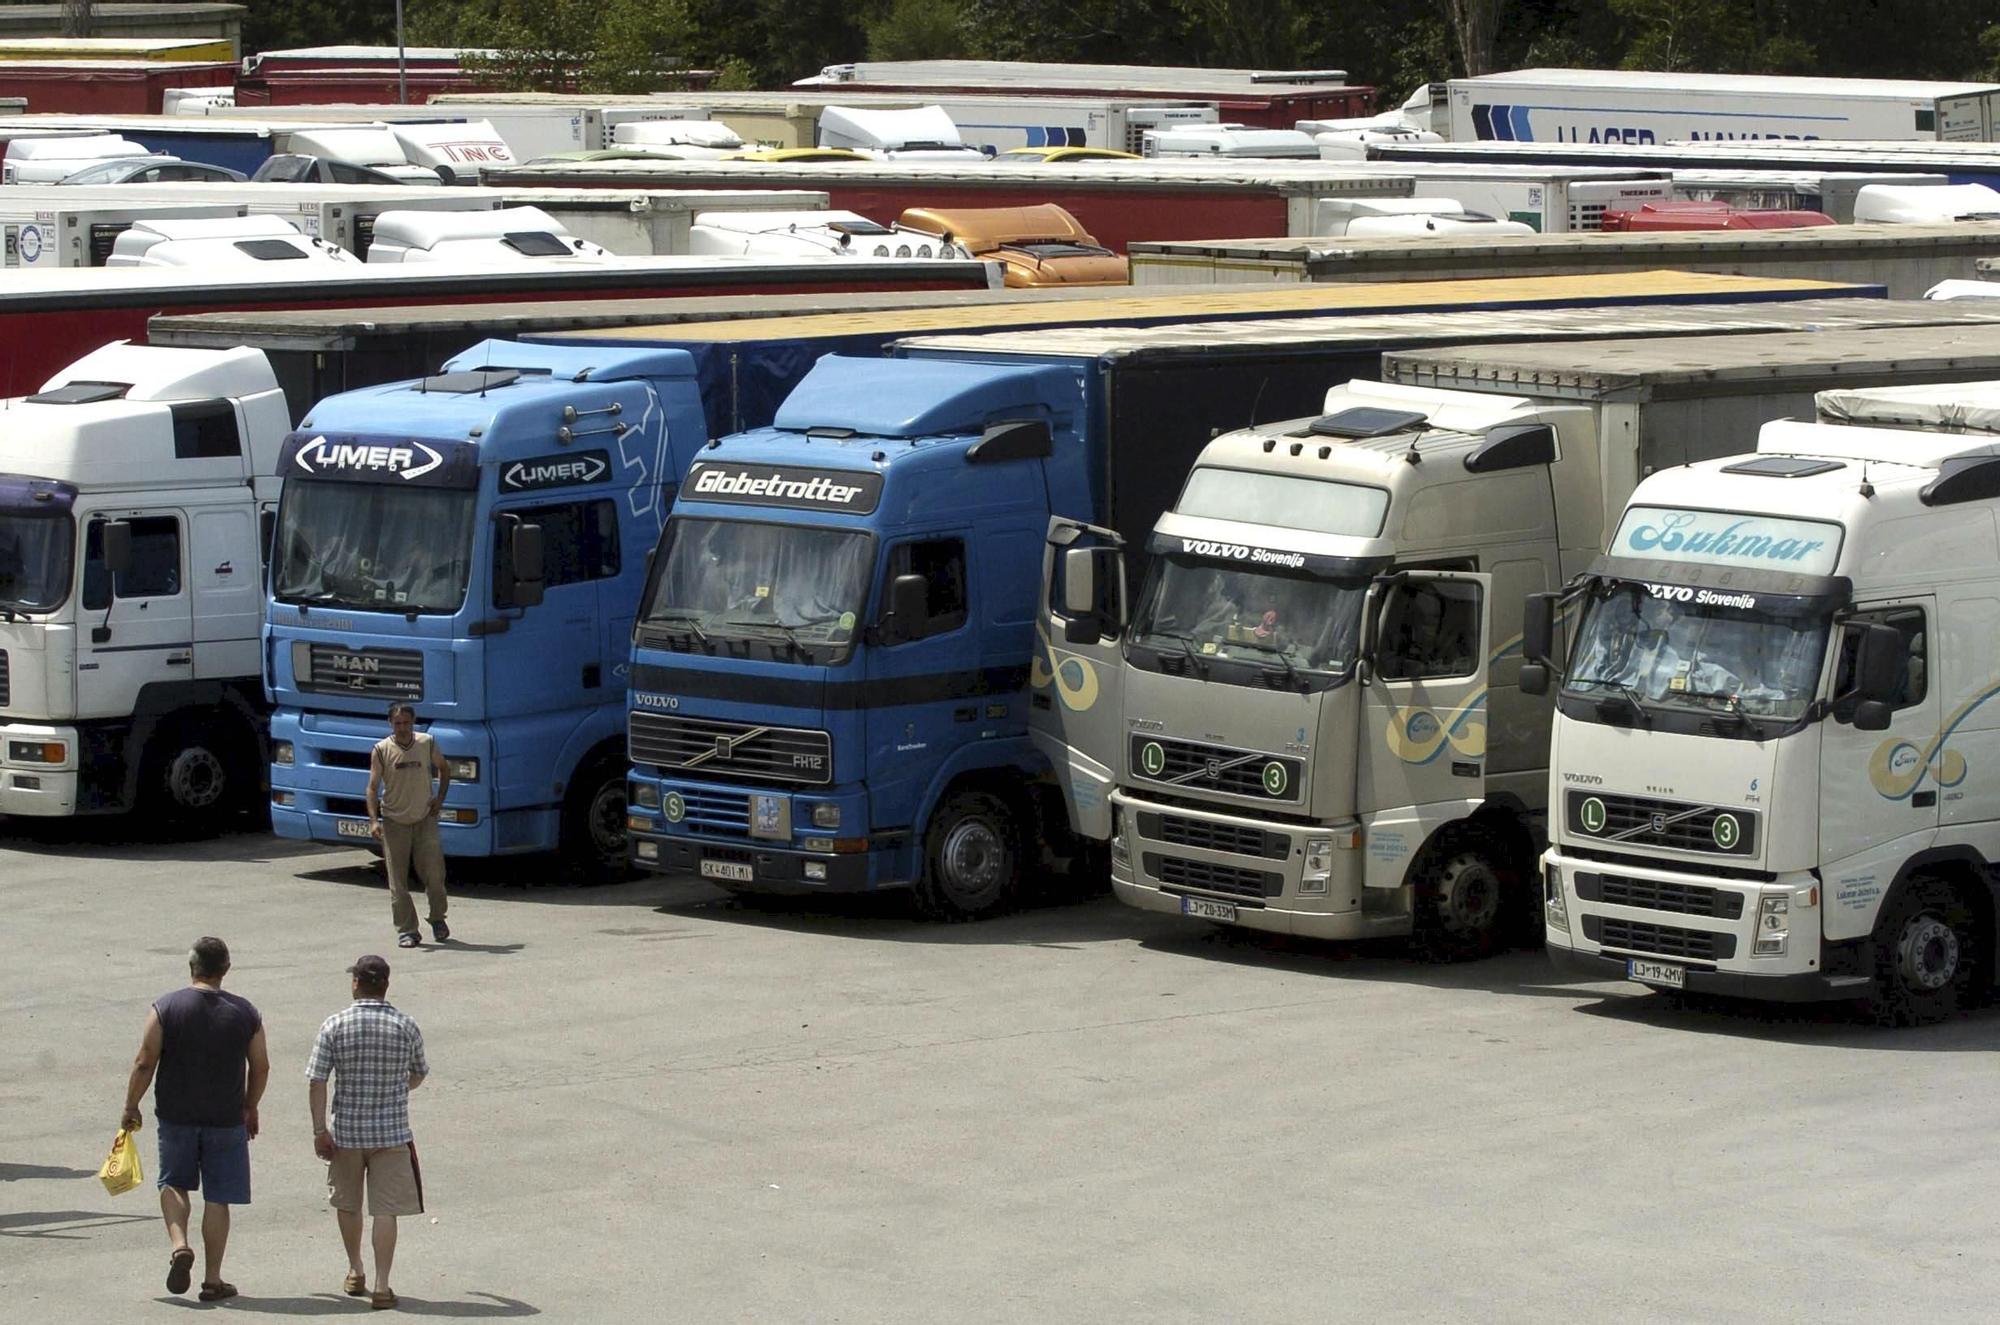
327, 1144, 424, 1217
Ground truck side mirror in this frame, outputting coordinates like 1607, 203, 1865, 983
504, 518, 545, 609
1854, 621, 1907, 705
1519, 662, 1551, 697
1852, 700, 1893, 732
1522, 592, 1557, 667
879, 572, 928, 645
100, 520, 133, 576
1061, 547, 1104, 645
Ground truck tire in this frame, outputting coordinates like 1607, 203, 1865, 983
139, 718, 247, 833
1864, 877, 1979, 1026
1411, 844, 1505, 962
560, 761, 632, 883
914, 789, 1023, 921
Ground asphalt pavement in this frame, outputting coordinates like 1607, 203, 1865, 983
3, 819, 1996, 1322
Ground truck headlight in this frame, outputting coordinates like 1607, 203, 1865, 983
1755, 892, 1788, 956
446, 757, 479, 782
1110, 806, 1129, 864
7, 740, 65, 764
632, 783, 660, 810
1544, 863, 1569, 932
273, 742, 294, 766
811, 803, 841, 829
1299, 836, 1332, 895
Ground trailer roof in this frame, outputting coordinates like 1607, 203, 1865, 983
901, 298, 2000, 360
547, 272, 1873, 346
1130, 219, 2000, 262
1383, 324, 2000, 399
481, 157, 1424, 194
794, 60, 1355, 94
1372, 139, 2000, 170
1454, 67, 2000, 99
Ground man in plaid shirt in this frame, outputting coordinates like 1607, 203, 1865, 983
306, 955, 428, 1311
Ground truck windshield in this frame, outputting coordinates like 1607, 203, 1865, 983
272, 480, 477, 614
1565, 581, 1829, 722
0, 513, 72, 613
1131, 555, 1367, 677
645, 517, 872, 650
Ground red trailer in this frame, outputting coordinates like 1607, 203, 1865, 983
1601, 201, 1838, 231
482, 158, 1415, 253
0, 255, 995, 390
0, 60, 234, 115
796, 60, 1375, 127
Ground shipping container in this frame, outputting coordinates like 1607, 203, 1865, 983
0, 60, 233, 115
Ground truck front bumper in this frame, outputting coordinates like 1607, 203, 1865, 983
626, 777, 883, 891
0, 721, 78, 816
629, 829, 872, 892
1109, 791, 1399, 941
1542, 846, 1861, 1003
269, 712, 505, 855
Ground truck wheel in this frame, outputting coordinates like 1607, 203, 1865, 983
1412, 845, 1505, 962
140, 720, 244, 832
914, 789, 1023, 921
561, 762, 632, 883
1865, 878, 1978, 1026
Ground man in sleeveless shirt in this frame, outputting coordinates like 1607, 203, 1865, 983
367, 702, 453, 950
121, 936, 270, 1302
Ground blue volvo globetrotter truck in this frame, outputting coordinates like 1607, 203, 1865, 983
265, 339, 708, 872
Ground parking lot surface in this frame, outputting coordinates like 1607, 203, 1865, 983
3, 823, 1996, 1322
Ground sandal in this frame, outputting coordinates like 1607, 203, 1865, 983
198, 1281, 238, 1302
371, 1288, 398, 1310
167, 1247, 195, 1295
344, 1271, 369, 1296
397, 932, 421, 949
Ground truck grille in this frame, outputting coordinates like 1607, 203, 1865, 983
1145, 852, 1281, 902
1138, 811, 1289, 861
678, 786, 749, 834
1129, 735, 1302, 802
1565, 790, 1757, 856
1574, 871, 1745, 920
299, 644, 423, 701
1583, 916, 1737, 962
0, 649, 8, 707
629, 712, 831, 787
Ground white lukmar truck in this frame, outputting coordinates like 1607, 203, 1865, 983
0, 343, 288, 821
1531, 382, 2000, 1023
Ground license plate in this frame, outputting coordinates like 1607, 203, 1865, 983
1627, 958, 1685, 989
335, 819, 373, 839
700, 859, 754, 883
1181, 895, 1237, 923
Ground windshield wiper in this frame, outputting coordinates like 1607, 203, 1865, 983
648, 612, 711, 646
1143, 628, 1208, 675
1571, 675, 1652, 727
1235, 634, 1307, 691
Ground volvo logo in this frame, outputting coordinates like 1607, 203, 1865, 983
714, 735, 738, 760
1204, 757, 1223, 779
1650, 812, 1668, 834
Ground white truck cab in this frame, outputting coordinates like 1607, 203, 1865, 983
1310, 196, 1536, 238
686, 209, 966, 259
107, 215, 359, 268
0, 343, 291, 820
1533, 382, 2000, 1021
3, 136, 158, 184
817, 105, 988, 161
1142, 125, 1321, 159
610, 119, 747, 159
363, 206, 614, 264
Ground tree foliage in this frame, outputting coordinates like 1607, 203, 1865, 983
244, 0, 2000, 106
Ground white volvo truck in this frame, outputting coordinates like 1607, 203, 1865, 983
0, 343, 289, 822
1530, 382, 2000, 1022
1037, 380, 1605, 955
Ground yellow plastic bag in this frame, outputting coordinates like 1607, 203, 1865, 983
98, 1127, 143, 1196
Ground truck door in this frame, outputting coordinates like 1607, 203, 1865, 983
1357, 571, 1493, 873
1029, 518, 1125, 842
189, 507, 259, 682
484, 497, 621, 807
863, 531, 977, 830
76, 512, 195, 718
1820, 600, 1940, 926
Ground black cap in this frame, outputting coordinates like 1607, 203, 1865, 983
347, 955, 390, 983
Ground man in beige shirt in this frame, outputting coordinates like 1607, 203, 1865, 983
365, 704, 453, 949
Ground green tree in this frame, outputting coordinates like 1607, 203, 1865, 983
864, 0, 969, 62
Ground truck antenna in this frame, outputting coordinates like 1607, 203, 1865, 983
1858, 461, 1874, 499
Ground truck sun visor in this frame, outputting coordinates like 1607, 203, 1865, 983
416, 369, 524, 395
501, 231, 573, 257
26, 382, 129, 406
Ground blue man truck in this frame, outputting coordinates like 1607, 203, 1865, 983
614, 280, 1913, 915
265, 340, 708, 872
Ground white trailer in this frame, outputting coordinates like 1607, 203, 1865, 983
0, 343, 291, 822
1532, 378, 2000, 1022
0, 198, 247, 268
1448, 68, 2000, 144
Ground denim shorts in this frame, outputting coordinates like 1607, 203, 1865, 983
156, 1121, 251, 1204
